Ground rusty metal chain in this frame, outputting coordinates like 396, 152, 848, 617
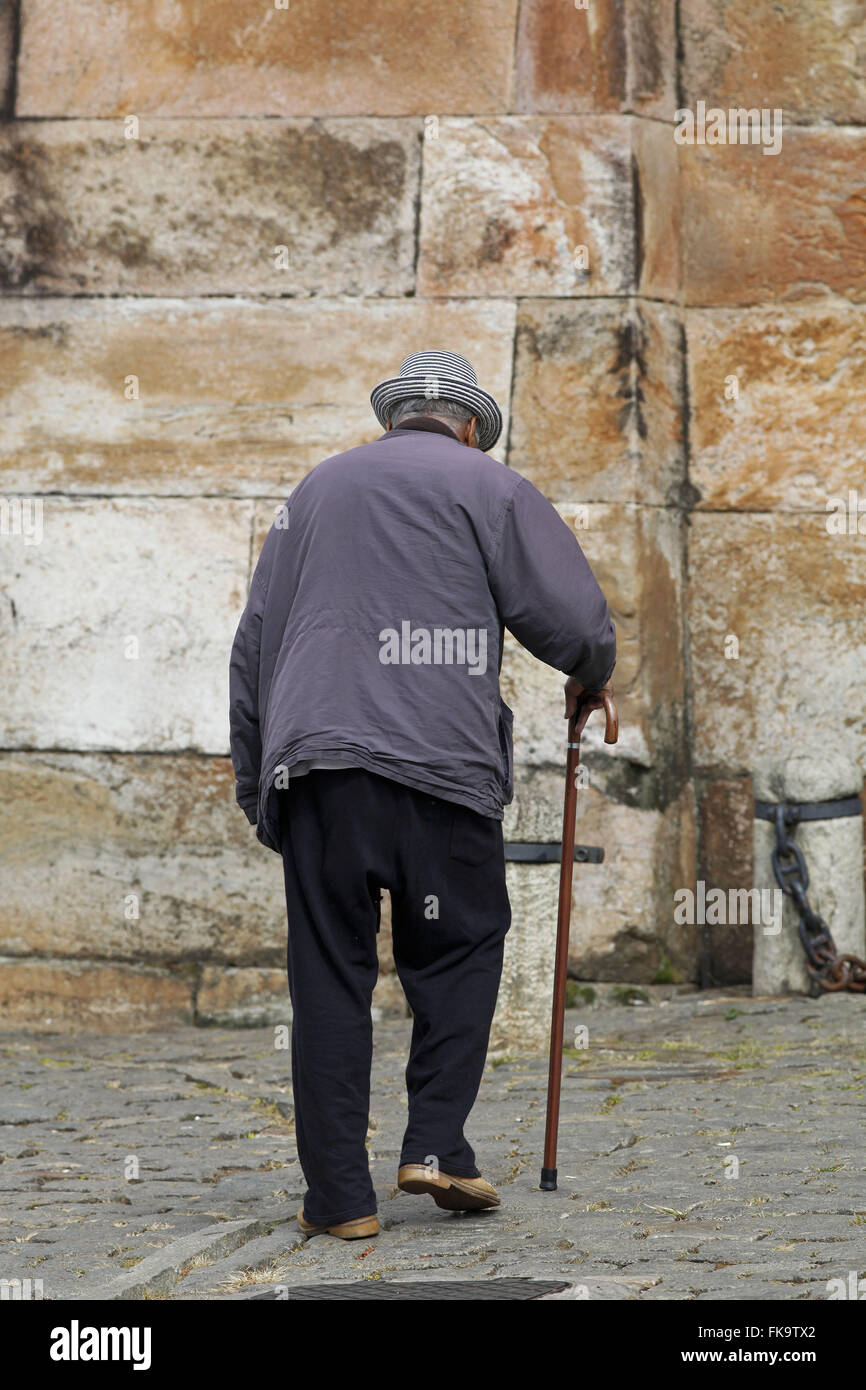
771, 803, 866, 993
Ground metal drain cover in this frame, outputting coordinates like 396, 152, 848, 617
252, 1279, 569, 1300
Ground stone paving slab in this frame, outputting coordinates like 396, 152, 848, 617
1, 987, 864, 1301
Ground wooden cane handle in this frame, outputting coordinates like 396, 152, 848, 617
571, 689, 619, 745
599, 690, 618, 744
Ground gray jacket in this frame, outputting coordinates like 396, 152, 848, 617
229, 418, 616, 852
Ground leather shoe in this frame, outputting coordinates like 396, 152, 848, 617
397, 1164, 500, 1211
297, 1207, 379, 1239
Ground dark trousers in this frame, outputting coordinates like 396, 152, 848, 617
277, 768, 511, 1226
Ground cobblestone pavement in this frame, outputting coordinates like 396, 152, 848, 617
2, 987, 864, 1301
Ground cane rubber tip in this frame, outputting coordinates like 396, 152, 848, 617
540, 1167, 558, 1191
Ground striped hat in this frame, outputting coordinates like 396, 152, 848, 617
370, 350, 503, 452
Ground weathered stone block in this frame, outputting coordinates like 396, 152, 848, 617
493, 861, 561, 1052
0, 500, 251, 752
418, 117, 640, 299
681, 132, 866, 306
0, 0, 15, 116
500, 503, 685, 783
0, 754, 286, 963
687, 304, 866, 510
17, 0, 518, 117
0, 119, 420, 295
419, 115, 678, 301
689, 514, 866, 773
753, 763, 866, 997
632, 114, 681, 301
697, 777, 754, 984
0, 957, 193, 1033
509, 299, 685, 505
625, 0, 677, 119
491, 497, 695, 1029
197, 967, 289, 1027
494, 780, 697, 1049
515, 0, 676, 119
0, 297, 516, 496
682, 0, 866, 125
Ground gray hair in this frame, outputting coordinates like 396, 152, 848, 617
389, 395, 474, 429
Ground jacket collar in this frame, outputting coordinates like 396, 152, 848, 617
379, 416, 462, 443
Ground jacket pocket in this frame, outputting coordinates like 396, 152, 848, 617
498, 699, 514, 800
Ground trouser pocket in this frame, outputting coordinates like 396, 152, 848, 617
449, 803, 501, 866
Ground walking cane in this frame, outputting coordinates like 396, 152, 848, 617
540, 687, 619, 1191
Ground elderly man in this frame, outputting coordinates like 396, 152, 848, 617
229, 350, 616, 1240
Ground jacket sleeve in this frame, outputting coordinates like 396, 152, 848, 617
229, 524, 280, 824
487, 477, 616, 691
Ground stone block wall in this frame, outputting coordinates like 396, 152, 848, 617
0, 2, 863, 1040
